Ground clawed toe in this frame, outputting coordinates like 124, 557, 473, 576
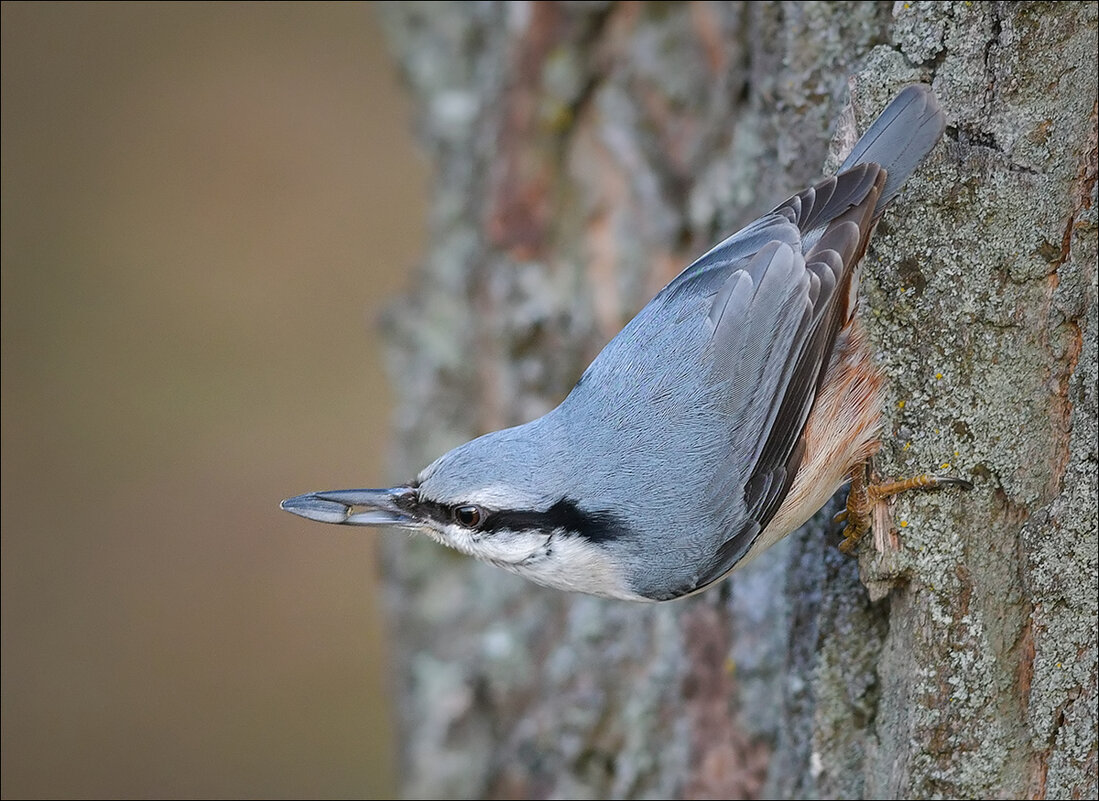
835, 467, 972, 556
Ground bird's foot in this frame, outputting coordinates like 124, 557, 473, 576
833, 469, 972, 554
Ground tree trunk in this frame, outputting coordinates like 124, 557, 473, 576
375, 2, 1097, 798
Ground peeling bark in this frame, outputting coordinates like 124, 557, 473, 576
376, 2, 1097, 798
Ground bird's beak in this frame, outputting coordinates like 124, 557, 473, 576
280, 487, 416, 527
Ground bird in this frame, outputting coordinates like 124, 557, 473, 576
282, 84, 969, 602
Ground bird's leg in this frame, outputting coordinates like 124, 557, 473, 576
834, 467, 972, 553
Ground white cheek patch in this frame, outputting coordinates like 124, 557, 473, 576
425, 524, 477, 557
449, 524, 548, 564
419, 520, 647, 601
450, 525, 647, 601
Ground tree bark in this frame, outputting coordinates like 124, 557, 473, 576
375, 2, 1097, 798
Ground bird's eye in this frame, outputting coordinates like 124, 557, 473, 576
453, 505, 483, 528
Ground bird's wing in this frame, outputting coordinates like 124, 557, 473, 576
677, 164, 888, 594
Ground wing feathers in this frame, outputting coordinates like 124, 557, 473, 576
632, 87, 943, 596
693, 165, 889, 591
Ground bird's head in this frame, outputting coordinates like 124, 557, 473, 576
281, 423, 647, 600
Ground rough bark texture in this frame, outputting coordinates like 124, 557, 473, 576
375, 3, 1097, 798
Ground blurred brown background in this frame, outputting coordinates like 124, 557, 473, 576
1, 3, 426, 797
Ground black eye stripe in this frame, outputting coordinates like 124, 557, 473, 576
394, 494, 450, 527
399, 495, 485, 529
407, 495, 630, 543
480, 498, 629, 543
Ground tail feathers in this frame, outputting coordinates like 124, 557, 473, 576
840, 84, 946, 215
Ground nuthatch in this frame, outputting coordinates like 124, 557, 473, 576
282, 85, 968, 601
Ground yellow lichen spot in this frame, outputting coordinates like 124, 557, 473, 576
941, 462, 951, 470
898, 400, 906, 409
543, 102, 574, 132
903, 441, 912, 451
900, 520, 909, 528
1057, 662, 1063, 668
954, 450, 960, 457
936, 372, 944, 380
